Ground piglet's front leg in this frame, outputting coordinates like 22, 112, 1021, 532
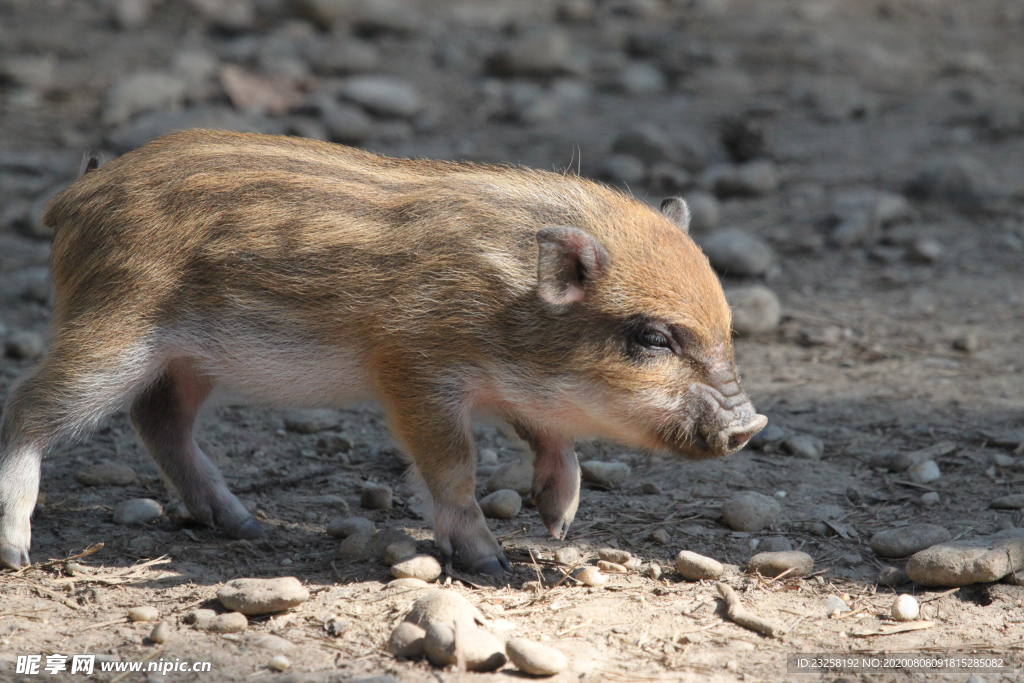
380, 378, 510, 576
517, 426, 581, 541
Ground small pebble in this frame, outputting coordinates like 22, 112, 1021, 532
602, 154, 645, 184
920, 491, 941, 506
878, 566, 909, 587
128, 606, 159, 622
891, 594, 920, 621
952, 333, 979, 353
824, 596, 851, 616
726, 285, 782, 336
335, 532, 371, 563
73, 463, 137, 487
580, 460, 631, 488
645, 563, 662, 580
367, 529, 417, 562
908, 460, 941, 484
747, 551, 814, 578
283, 409, 341, 433
479, 489, 522, 519
782, 434, 825, 460
757, 536, 792, 553
113, 498, 163, 525
598, 548, 632, 564
749, 424, 787, 449
361, 482, 393, 510
699, 228, 776, 277
721, 491, 781, 532
870, 524, 951, 558
597, 560, 628, 573
648, 528, 670, 544
390, 555, 442, 582
423, 622, 506, 671
384, 541, 418, 566
641, 482, 662, 495
684, 190, 720, 232
575, 567, 607, 586
554, 547, 581, 565
478, 448, 499, 466
149, 621, 171, 644
506, 638, 570, 676
387, 622, 425, 658
196, 612, 248, 633
325, 616, 347, 636
267, 655, 291, 672
906, 237, 942, 263
217, 577, 310, 615
992, 453, 1016, 468
486, 459, 533, 495
675, 550, 723, 581
386, 577, 429, 589
326, 516, 376, 539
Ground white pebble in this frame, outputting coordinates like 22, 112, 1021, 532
675, 550, 723, 581
127, 606, 159, 622
113, 499, 163, 525
506, 638, 570, 676
390, 554, 442, 582
920, 491, 941, 506
908, 460, 941, 484
149, 621, 171, 644
267, 655, 291, 671
891, 594, 920, 621
479, 489, 522, 519
575, 567, 607, 586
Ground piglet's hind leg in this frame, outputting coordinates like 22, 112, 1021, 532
130, 362, 261, 540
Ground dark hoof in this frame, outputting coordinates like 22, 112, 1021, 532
471, 554, 511, 577
0, 544, 29, 570
225, 518, 264, 540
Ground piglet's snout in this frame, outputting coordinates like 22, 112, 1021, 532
692, 382, 767, 456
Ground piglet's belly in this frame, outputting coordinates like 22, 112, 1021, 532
168, 335, 375, 408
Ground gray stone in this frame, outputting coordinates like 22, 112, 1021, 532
782, 434, 824, 460
113, 499, 163, 525
306, 38, 381, 75
747, 551, 814, 577
824, 596, 850, 615
675, 550, 723, 581
384, 541, 417, 566
103, 70, 187, 126
699, 229, 776, 277
748, 423, 787, 450
361, 482, 393, 511
683, 190, 720, 232
601, 154, 646, 185
74, 463, 137, 487
905, 530, 1024, 587
340, 76, 420, 118
878, 442, 957, 472
0, 54, 57, 90
284, 409, 341, 433
906, 155, 1000, 208
721, 491, 781, 532
580, 460, 630, 488
387, 622, 425, 658
367, 529, 417, 562
611, 124, 676, 165
391, 555, 441, 582
195, 611, 248, 633
758, 536, 793, 553
479, 489, 522, 519
108, 105, 283, 153
506, 638, 570, 676
952, 333, 979, 353
5, 331, 44, 360
404, 590, 484, 629
907, 237, 942, 263
806, 504, 845, 521
920, 491, 941, 506
877, 566, 908, 587
726, 286, 781, 335
217, 577, 310, 615
486, 459, 533, 495
487, 29, 583, 77
128, 605, 159, 622
648, 528, 670, 544
321, 102, 373, 144
188, 0, 255, 32
619, 62, 666, 94
387, 578, 429, 589
703, 160, 780, 197
326, 516, 375, 539
554, 547, 581, 565
128, 535, 157, 555
991, 494, 1024, 510
112, 0, 152, 29
648, 163, 692, 194
908, 459, 941, 483
598, 548, 632, 564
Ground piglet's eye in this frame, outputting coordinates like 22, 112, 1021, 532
638, 330, 672, 349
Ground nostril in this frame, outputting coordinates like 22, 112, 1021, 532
728, 430, 756, 451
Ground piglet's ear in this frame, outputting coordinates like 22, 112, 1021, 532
660, 197, 690, 235
536, 226, 609, 306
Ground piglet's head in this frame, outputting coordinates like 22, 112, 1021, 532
534, 196, 767, 459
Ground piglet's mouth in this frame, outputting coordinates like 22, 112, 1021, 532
659, 383, 768, 459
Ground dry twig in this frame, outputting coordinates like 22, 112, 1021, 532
716, 583, 783, 638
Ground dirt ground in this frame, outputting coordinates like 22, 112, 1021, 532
1, 0, 1024, 681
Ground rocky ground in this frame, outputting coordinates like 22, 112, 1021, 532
1, 0, 1024, 681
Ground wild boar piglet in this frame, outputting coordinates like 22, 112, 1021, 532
0, 131, 766, 574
